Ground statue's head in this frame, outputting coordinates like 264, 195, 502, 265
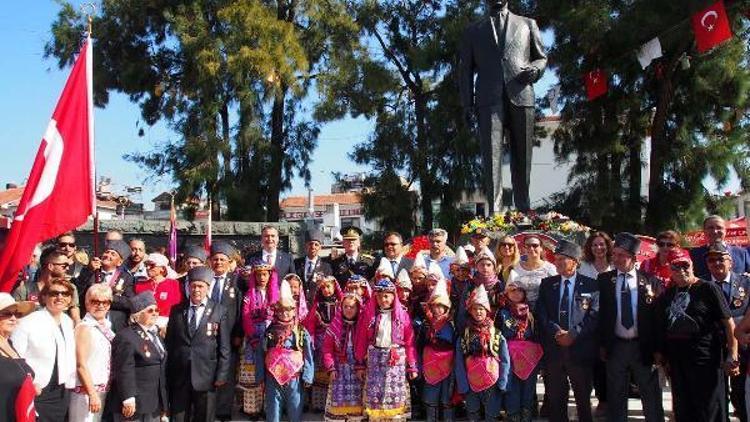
486, 0, 508, 11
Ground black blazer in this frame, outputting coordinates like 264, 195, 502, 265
536, 273, 599, 363
111, 324, 168, 416
246, 250, 296, 279
166, 299, 232, 394
294, 256, 333, 301
598, 270, 663, 366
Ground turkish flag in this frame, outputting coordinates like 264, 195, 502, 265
584, 69, 608, 101
0, 37, 95, 292
692, 0, 733, 53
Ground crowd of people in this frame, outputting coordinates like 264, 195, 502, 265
2, 216, 750, 421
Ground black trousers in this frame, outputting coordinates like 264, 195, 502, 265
170, 387, 216, 422
35, 381, 70, 422
728, 358, 747, 422
670, 360, 725, 422
477, 96, 534, 213
545, 351, 594, 422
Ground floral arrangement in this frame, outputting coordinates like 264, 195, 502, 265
460, 210, 590, 237
404, 235, 431, 259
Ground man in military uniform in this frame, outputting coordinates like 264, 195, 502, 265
331, 226, 375, 287
705, 242, 750, 421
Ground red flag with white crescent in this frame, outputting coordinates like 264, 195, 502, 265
692, 0, 733, 53
0, 37, 95, 292
584, 69, 608, 101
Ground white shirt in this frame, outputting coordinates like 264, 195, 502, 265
345, 253, 359, 263
375, 311, 393, 348
11, 309, 77, 389
75, 314, 112, 387
189, 299, 209, 328
304, 257, 318, 280
615, 269, 639, 339
262, 249, 277, 266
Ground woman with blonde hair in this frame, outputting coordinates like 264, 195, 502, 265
494, 235, 520, 284
69, 284, 115, 421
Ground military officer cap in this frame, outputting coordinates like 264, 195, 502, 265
613, 232, 640, 256
104, 240, 131, 261
341, 226, 363, 241
185, 245, 208, 262
554, 239, 581, 262
706, 241, 731, 257
304, 229, 325, 244
187, 267, 214, 285
210, 241, 236, 258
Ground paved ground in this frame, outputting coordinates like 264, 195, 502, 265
227, 378, 742, 421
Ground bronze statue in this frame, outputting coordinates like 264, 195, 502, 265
459, 0, 547, 213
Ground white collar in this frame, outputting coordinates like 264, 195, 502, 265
712, 273, 732, 284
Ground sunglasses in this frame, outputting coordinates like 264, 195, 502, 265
144, 307, 158, 314
499, 243, 515, 248
525, 243, 541, 248
656, 241, 676, 248
0, 311, 23, 319
57, 242, 76, 248
48, 290, 72, 298
89, 299, 112, 307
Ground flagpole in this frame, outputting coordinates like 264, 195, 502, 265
83, 3, 98, 257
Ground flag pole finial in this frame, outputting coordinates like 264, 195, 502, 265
81, 3, 96, 36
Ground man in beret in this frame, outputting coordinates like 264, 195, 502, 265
331, 226, 375, 287
597, 233, 664, 421
165, 267, 232, 422
705, 242, 750, 421
691, 215, 750, 278
86, 239, 135, 333
294, 229, 332, 304
178, 245, 209, 298
537, 240, 599, 422
208, 241, 242, 421
246, 225, 296, 278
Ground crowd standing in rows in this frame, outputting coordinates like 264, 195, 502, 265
2, 216, 750, 421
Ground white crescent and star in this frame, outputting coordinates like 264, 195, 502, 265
14, 119, 64, 221
701, 10, 718, 32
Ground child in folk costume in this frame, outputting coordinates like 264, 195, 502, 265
284, 273, 309, 321
354, 278, 418, 421
419, 277, 457, 422
395, 269, 413, 309
302, 275, 342, 411
456, 246, 505, 333
455, 284, 511, 422
345, 275, 372, 305
256, 278, 315, 422
450, 246, 472, 309
322, 292, 365, 422
495, 283, 543, 422
240, 260, 279, 416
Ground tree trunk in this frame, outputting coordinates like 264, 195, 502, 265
414, 93, 433, 230
627, 136, 642, 229
267, 90, 285, 222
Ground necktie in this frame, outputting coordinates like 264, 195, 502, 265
211, 277, 222, 302
559, 279, 570, 330
306, 260, 314, 282
494, 12, 506, 47
148, 330, 164, 357
391, 260, 398, 276
189, 304, 200, 336
266, 253, 274, 265
620, 274, 634, 329
348, 257, 355, 266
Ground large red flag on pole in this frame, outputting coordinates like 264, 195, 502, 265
0, 36, 95, 292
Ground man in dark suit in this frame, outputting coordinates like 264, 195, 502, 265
331, 226, 375, 287
705, 242, 750, 422
380, 231, 414, 275
537, 240, 599, 422
691, 215, 750, 278
246, 225, 296, 278
598, 233, 664, 421
166, 267, 232, 422
294, 229, 333, 304
208, 241, 243, 421
87, 239, 135, 333
459, 0, 547, 212
111, 292, 168, 422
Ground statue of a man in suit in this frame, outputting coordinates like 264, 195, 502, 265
459, 0, 547, 212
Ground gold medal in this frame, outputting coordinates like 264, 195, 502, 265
207, 325, 213, 336
505, 319, 513, 328
229, 287, 236, 299
115, 280, 124, 293
645, 296, 653, 304
145, 350, 151, 358
735, 299, 743, 307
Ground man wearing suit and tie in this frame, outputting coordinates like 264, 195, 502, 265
166, 267, 232, 422
208, 241, 242, 421
691, 215, 750, 278
87, 239, 135, 333
381, 232, 414, 275
459, 0, 547, 212
247, 225, 296, 279
331, 226, 375, 287
537, 240, 599, 422
294, 229, 333, 305
598, 233, 664, 422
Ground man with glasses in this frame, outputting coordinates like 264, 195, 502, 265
381, 231, 413, 275
55, 232, 91, 299
691, 215, 750, 279
705, 242, 750, 421
13, 249, 82, 324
